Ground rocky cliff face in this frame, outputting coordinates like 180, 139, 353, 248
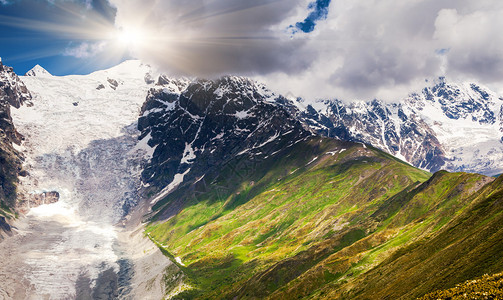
290, 78, 503, 175
138, 76, 310, 215
0, 58, 31, 214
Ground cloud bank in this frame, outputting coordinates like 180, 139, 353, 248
108, 0, 503, 101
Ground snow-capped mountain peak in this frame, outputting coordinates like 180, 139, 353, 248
25, 64, 52, 77
285, 77, 503, 176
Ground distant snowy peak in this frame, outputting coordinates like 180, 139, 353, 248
87, 60, 157, 90
25, 64, 52, 77
290, 77, 503, 175
406, 78, 501, 125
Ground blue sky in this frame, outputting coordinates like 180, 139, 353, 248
0, 0, 123, 75
294, 0, 331, 33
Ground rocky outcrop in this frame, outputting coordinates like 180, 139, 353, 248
107, 78, 120, 90
0, 216, 12, 241
0, 58, 31, 213
17, 191, 60, 213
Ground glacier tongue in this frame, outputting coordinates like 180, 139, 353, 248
8, 60, 154, 298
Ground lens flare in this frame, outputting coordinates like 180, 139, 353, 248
116, 28, 144, 48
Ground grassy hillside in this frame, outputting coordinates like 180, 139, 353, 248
335, 174, 503, 299
145, 137, 501, 299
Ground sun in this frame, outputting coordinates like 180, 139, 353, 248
115, 27, 145, 48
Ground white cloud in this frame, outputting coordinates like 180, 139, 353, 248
434, 8, 503, 84
63, 41, 107, 58
108, 0, 503, 101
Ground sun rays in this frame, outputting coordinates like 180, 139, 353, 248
0, 1, 129, 72
0, 0, 303, 76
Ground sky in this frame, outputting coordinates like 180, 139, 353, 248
1, 0, 502, 101
0, 0, 123, 75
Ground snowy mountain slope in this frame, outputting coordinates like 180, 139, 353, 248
406, 79, 503, 175
290, 78, 503, 175
6, 60, 156, 298
15, 60, 152, 156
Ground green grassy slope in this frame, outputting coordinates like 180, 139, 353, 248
145, 137, 500, 299
334, 174, 503, 299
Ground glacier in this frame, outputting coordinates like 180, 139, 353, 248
4, 60, 157, 298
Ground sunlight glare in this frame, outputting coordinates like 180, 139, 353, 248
115, 27, 145, 48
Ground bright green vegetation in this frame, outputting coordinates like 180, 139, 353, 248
145, 137, 503, 299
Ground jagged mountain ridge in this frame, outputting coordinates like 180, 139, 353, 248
289, 78, 503, 176
292, 98, 446, 171
139, 73, 503, 177
137, 73, 503, 205
138, 75, 310, 213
